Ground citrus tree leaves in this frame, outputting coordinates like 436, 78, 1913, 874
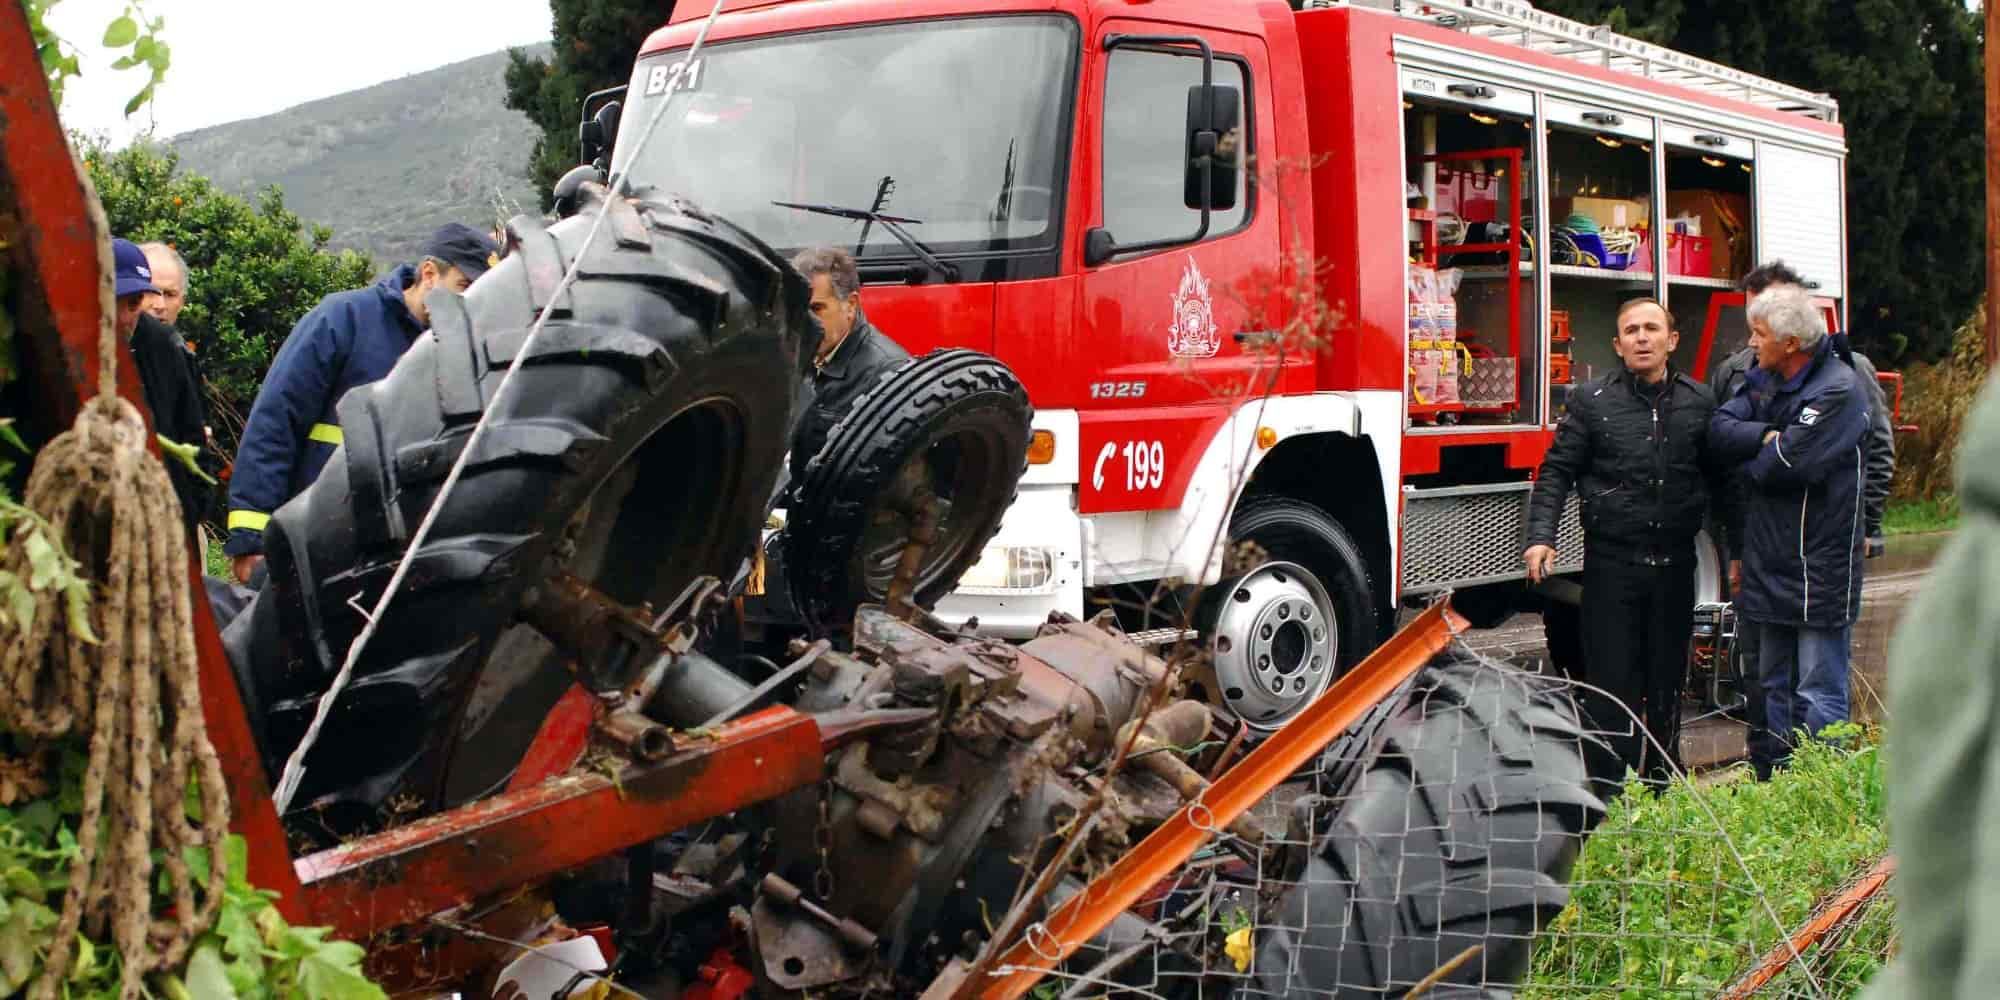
22, 0, 169, 117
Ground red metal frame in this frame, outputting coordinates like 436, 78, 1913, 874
296, 706, 822, 943
0, 1, 305, 906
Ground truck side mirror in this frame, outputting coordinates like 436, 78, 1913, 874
580, 100, 623, 170
1184, 84, 1241, 213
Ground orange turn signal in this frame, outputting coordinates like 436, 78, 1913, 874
1027, 429, 1057, 465
1255, 426, 1279, 450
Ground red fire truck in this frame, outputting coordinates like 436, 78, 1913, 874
621, 0, 1850, 729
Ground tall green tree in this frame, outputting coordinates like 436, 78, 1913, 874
83, 140, 378, 453
1539, 0, 1985, 363
503, 1, 670, 210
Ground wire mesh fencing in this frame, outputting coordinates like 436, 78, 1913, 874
993, 641, 1892, 999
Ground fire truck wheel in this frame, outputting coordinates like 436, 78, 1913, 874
228, 194, 812, 818
1205, 496, 1376, 731
1252, 655, 1608, 996
785, 349, 1033, 633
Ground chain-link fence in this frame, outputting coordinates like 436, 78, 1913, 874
982, 635, 1895, 999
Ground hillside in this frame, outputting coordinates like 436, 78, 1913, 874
171, 47, 550, 267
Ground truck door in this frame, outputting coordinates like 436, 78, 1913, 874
1075, 22, 1281, 517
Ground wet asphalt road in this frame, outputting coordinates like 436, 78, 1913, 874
1455, 531, 1949, 770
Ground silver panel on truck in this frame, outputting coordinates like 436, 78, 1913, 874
1400, 482, 1582, 593
1755, 143, 1845, 298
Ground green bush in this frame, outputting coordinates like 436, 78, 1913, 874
0, 739, 385, 999
1527, 728, 1891, 997
80, 140, 377, 460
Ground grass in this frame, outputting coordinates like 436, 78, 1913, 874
201, 528, 231, 579
1525, 725, 1891, 997
1882, 495, 1959, 535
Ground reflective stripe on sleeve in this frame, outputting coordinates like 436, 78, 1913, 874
308, 423, 343, 445
227, 510, 272, 532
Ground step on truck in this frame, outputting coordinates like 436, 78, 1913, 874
610, 0, 1852, 729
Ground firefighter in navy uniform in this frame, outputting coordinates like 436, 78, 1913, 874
1524, 298, 1725, 787
224, 223, 499, 584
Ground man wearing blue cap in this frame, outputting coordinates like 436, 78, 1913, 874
114, 237, 211, 541
224, 223, 501, 584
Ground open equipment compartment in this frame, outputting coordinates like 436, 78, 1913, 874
1402, 77, 1537, 429
1663, 123, 1756, 377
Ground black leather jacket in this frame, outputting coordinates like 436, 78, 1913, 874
1525, 367, 1723, 567
789, 314, 911, 486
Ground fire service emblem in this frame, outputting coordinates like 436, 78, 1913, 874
1167, 257, 1221, 359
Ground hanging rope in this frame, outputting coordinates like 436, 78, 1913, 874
0, 179, 230, 1000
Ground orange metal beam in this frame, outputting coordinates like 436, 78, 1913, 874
1717, 854, 1896, 1000
969, 601, 1468, 1000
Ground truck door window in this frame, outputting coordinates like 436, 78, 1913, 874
1102, 50, 1249, 249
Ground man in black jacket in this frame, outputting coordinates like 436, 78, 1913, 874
1525, 298, 1721, 785
787, 246, 911, 487
112, 238, 211, 544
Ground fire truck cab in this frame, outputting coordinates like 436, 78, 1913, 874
628, 0, 1848, 729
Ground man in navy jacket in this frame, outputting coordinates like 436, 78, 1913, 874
1709, 285, 1868, 763
224, 223, 499, 584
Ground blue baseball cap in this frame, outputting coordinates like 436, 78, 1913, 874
112, 238, 160, 298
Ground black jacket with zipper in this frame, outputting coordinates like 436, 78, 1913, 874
1526, 366, 1722, 567
788, 313, 911, 486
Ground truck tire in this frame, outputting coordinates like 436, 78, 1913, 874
1252, 656, 1608, 996
1200, 497, 1376, 730
784, 349, 1031, 633
225, 192, 813, 821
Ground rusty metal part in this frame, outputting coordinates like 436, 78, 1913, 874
1718, 854, 1896, 999
834, 742, 957, 841
520, 571, 678, 693
701, 638, 831, 727
761, 873, 879, 952
965, 601, 1468, 1000
598, 707, 675, 761
294, 706, 823, 943
813, 706, 938, 752
1118, 702, 1267, 846
1207, 716, 1252, 782
1017, 613, 1173, 759
886, 487, 941, 620
751, 894, 866, 991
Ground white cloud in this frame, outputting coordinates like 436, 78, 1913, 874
45, 0, 554, 145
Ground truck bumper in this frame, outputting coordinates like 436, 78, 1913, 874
933, 484, 1083, 638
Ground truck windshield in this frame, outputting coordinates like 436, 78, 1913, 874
614, 16, 1078, 260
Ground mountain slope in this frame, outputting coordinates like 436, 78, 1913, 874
171, 47, 551, 266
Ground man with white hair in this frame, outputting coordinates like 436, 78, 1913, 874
1709, 284, 1870, 767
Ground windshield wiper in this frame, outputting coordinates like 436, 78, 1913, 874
773, 200, 962, 282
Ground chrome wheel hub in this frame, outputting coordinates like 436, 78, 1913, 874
1209, 561, 1338, 730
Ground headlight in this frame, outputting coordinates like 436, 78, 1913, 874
955, 545, 1057, 593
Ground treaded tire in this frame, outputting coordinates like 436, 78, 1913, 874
1249, 655, 1609, 997
1198, 497, 1378, 728
226, 191, 812, 819
784, 349, 1031, 633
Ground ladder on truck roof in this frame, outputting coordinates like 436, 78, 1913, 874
1325, 0, 1840, 123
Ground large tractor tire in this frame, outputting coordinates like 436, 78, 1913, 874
784, 349, 1031, 633
1196, 497, 1378, 731
1250, 656, 1608, 996
224, 191, 813, 822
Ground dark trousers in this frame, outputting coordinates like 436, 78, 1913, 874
1580, 557, 1693, 784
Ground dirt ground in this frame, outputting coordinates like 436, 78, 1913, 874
1454, 530, 1949, 770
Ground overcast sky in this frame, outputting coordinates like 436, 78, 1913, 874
47, 0, 554, 145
